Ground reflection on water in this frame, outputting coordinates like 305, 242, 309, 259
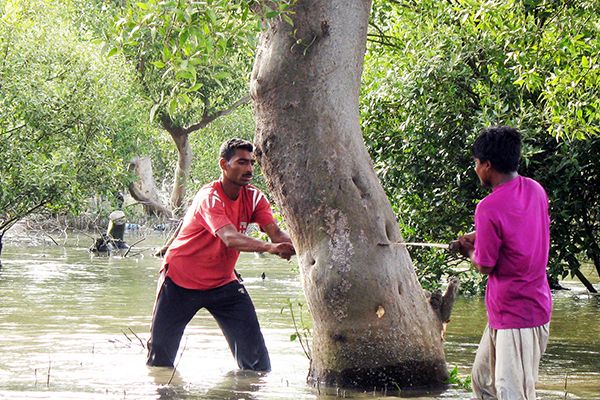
0, 236, 598, 399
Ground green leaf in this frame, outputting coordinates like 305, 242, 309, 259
151, 60, 165, 69
162, 45, 172, 60
129, 25, 140, 37
179, 30, 189, 48
107, 47, 119, 58
282, 14, 294, 27
178, 93, 191, 105
214, 71, 230, 81
208, 9, 217, 24
168, 98, 178, 115
581, 56, 589, 68
175, 69, 193, 80
188, 83, 203, 92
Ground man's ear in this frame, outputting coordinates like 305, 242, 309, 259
219, 157, 227, 171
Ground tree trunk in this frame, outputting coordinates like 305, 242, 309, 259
128, 156, 173, 219
168, 129, 193, 214
251, 0, 451, 390
567, 254, 598, 293
572, 268, 598, 293
583, 214, 600, 279
159, 114, 193, 214
587, 242, 600, 281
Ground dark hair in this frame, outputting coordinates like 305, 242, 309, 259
472, 126, 521, 173
219, 138, 253, 161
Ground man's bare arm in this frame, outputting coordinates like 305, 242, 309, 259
262, 222, 292, 244
216, 224, 295, 260
458, 236, 493, 275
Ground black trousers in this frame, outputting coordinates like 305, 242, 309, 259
146, 277, 271, 371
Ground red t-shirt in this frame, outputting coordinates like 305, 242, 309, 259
164, 180, 275, 290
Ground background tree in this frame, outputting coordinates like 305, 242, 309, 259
189, 106, 259, 187
112, 0, 261, 215
362, 0, 600, 292
526, 137, 600, 293
0, 0, 155, 255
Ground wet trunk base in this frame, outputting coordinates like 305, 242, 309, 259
309, 358, 449, 391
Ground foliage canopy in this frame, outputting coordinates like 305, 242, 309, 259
0, 0, 154, 234
112, 0, 262, 125
363, 0, 600, 292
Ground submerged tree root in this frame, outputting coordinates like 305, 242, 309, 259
309, 358, 449, 391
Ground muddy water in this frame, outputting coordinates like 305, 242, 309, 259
0, 236, 598, 399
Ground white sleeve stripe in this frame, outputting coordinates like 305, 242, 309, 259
209, 192, 222, 208
255, 192, 263, 211
248, 187, 263, 213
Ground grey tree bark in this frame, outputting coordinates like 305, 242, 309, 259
251, 0, 454, 390
128, 156, 173, 219
165, 126, 192, 215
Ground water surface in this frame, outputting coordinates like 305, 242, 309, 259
0, 236, 598, 399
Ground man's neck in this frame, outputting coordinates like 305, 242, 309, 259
220, 178, 242, 200
491, 172, 519, 188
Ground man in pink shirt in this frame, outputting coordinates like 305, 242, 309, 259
456, 126, 552, 399
147, 138, 295, 371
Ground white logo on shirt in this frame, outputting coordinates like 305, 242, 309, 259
247, 187, 264, 213
209, 192, 222, 208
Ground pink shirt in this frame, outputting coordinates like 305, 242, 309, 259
474, 176, 552, 329
165, 181, 275, 290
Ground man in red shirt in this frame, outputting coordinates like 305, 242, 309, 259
147, 138, 295, 371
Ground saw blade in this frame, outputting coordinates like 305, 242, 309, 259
399, 242, 449, 249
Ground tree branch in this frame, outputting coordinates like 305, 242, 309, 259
182, 95, 251, 135
0, 201, 47, 232
367, 36, 403, 50
367, 21, 402, 50
3, 124, 26, 135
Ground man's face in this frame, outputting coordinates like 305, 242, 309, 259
221, 149, 255, 186
474, 158, 492, 188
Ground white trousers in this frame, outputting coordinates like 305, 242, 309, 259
472, 323, 550, 400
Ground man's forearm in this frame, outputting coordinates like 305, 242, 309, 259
468, 249, 493, 275
220, 229, 295, 260
262, 222, 292, 244
270, 230, 292, 244
222, 231, 273, 253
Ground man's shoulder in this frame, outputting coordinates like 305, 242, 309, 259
478, 188, 500, 206
197, 180, 220, 196
521, 176, 547, 195
195, 181, 225, 208
242, 184, 267, 199
242, 185, 271, 211
476, 190, 506, 218
476, 195, 494, 214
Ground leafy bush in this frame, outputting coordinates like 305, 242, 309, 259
0, 0, 155, 235
362, 0, 600, 292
